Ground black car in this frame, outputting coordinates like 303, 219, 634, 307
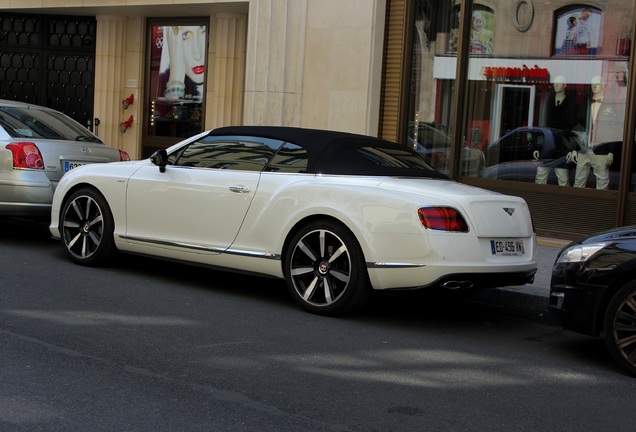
549, 226, 636, 376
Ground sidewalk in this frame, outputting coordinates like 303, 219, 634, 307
470, 237, 570, 321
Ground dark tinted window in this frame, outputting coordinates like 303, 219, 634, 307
315, 143, 446, 178
265, 143, 308, 173
172, 135, 281, 171
486, 129, 542, 165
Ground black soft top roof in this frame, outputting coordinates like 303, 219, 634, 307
207, 125, 447, 178
209, 125, 387, 150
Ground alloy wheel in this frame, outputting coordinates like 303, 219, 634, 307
289, 228, 352, 308
60, 188, 116, 266
62, 194, 104, 259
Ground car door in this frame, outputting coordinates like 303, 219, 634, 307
124, 135, 281, 254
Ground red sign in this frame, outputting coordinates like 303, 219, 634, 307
483, 64, 549, 82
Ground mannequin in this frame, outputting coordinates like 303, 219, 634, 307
570, 75, 616, 189
533, 75, 577, 186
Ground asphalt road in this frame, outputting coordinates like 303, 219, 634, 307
1, 219, 635, 432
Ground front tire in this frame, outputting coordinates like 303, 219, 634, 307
284, 220, 371, 316
604, 281, 636, 376
60, 188, 116, 266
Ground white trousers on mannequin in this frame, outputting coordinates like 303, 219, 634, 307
573, 152, 611, 189
535, 167, 569, 186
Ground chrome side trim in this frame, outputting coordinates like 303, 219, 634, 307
120, 235, 280, 260
367, 262, 426, 269
224, 248, 280, 260
122, 235, 222, 252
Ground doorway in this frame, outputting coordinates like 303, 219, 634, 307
492, 85, 535, 142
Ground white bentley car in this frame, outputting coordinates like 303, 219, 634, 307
50, 126, 537, 315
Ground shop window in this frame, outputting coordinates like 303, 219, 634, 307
406, 1, 634, 193
457, 3, 633, 192
143, 19, 208, 157
409, 1, 465, 176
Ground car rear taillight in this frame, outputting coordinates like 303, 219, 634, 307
119, 149, 130, 161
6, 142, 44, 169
418, 206, 469, 232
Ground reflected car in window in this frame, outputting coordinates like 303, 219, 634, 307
407, 122, 485, 177
550, 226, 636, 376
482, 127, 585, 185
0, 99, 130, 217
49, 126, 537, 316
481, 127, 628, 189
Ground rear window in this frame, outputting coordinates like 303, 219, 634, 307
314, 143, 448, 178
0, 106, 102, 143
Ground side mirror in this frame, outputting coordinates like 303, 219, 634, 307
150, 149, 168, 173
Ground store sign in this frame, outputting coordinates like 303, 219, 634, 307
483, 64, 549, 83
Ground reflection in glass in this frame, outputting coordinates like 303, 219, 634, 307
406, 1, 634, 192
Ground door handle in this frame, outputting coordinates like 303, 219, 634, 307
229, 185, 250, 193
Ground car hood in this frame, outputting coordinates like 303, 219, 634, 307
576, 226, 636, 245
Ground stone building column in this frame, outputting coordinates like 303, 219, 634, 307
207, 13, 248, 129
243, 0, 307, 126
94, 15, 127, 150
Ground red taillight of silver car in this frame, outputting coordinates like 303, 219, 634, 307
418, 206, 469, 232
6, 142, 44, 169
119, 149, 131, 161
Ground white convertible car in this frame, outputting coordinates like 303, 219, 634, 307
50, 126, 537, 315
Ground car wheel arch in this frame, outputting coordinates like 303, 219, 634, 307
281, 214, 368, 267
58, 182, 107, 223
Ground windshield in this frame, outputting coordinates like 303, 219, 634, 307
0, 106, 103, 143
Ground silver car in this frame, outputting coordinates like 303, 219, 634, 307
0, 100, 130, 216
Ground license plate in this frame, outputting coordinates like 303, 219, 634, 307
64, 161, 87, 172
490, 239, 525, 256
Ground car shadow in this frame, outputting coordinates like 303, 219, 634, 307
0, 216, 55, 242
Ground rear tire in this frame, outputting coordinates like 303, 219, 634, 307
604, 281, 636, 377
284, 220, 371, 316
60, 188, 116, 266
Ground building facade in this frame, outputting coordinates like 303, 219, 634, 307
1, 0, 635, 240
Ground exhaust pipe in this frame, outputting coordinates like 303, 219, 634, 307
442, 280, 474, 290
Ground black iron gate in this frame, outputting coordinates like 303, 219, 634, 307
0, 13, 96, 128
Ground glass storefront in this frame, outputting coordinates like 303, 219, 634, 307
143, 18, 209, 157
407, 0, 636, 237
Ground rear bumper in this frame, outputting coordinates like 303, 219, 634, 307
368, 263, 537, 291
0, 173, 53, 216
432, 269, 536, 290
